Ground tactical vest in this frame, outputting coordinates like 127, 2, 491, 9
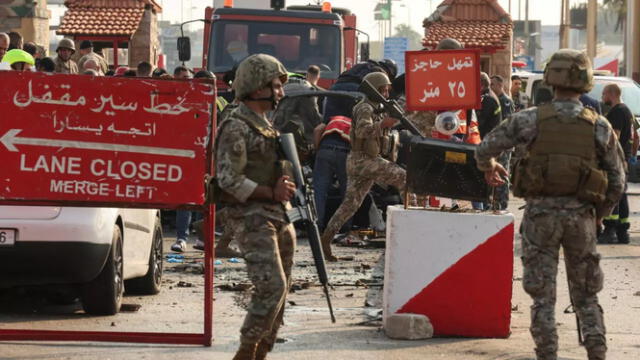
213, 108, 292, 203
322, 115, 352, 143
512, 103, 608, 204
351, 100, 388, 157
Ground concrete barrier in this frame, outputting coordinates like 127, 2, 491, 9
383, 206, 514, 338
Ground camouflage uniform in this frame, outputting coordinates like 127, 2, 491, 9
53, 56, 78, 74
78, 52, 109, 74
217, 54, 294, 358
216, 102, 295, 351
321, 96, 406, 260
476, 100, 625, 360
397, 95, 436, 137
491, 151, 512, 210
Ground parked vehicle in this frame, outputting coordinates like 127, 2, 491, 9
514, 71, 640, 120
178, 1, 365, 101
0, 206, 163, 315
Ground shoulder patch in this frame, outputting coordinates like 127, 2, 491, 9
577, 107, 598, 124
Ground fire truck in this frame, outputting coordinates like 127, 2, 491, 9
180, 0, 365, 100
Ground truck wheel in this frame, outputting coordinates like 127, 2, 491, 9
82, 225, 124, 315
125, 218, 163, 295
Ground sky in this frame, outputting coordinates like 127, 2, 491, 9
156, 0, 579, 41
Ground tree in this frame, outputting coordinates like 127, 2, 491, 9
603, 0, 626, 32
392, 24, 423, 50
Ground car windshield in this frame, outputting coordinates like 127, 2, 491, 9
208, 20, 341, 78
588, 79, 640, 117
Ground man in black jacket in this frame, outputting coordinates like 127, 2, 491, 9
600, 83, 633, 244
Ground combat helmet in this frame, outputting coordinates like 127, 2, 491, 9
437, 38, 463, 50
361, 72, 391, 102
544, 49, 593, 93
362, 71, 391, 90
233, 53, 288, 100
57, 38, 76, 53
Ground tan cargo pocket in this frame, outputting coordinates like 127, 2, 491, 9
577, 166, 608, 205
544, 154, 581, 195
585, 253, 604, 294
364, 139, 380, 157
522, 254, 546, 296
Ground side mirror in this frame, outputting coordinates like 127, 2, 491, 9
360, 43, 370, 62
178, 37, 191, 62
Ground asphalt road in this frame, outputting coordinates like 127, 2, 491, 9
1, 192, 639, 360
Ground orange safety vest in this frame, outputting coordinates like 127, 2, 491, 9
322, 115, 352, 143
431, 110, 481, 145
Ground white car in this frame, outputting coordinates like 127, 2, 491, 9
514, 71, 640, 121
0, 206, 163, 315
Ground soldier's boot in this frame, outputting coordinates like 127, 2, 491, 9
587, 345, 607, 360
616, 222, 630, 244
534, 349, 557, 360
597, 220, 618, 244
232, 342, 258, 360
254, 339, 274, 360
321, 236, 338, 262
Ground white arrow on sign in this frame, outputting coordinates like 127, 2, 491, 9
0, 129, 195, 158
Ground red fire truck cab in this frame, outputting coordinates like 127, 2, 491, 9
201, 3, 361, 99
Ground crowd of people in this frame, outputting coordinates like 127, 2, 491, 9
209, 46, 628, 359
2, 31, 636, 360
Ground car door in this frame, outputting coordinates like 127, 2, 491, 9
121, 209, 155, 277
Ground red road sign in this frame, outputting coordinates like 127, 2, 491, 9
405, 49, 481, 111
0, 71, 213, 208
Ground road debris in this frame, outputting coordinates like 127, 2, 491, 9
177, 281, 194, 288
120, 303, 142, 312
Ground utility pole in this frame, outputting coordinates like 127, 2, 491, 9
388, 0, 392, 38
518, 0, 521, 20
524, 0, 529, 54
559, 0, 570, 49
586, 0, 597, 62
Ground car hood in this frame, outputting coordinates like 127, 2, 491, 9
0, 206, 62, 220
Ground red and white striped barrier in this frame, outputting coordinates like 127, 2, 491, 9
383, 206, 515, 338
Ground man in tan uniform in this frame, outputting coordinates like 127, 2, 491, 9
77, 40, 109, 74
476, 49, 625, 360
215, 54, 297, 360
54, 38, 78, 74
320, 72, 405, 261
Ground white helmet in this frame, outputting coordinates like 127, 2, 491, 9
435, 111, 461, 135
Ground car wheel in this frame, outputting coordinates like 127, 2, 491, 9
81, 225, 124, 315
125, 218, 163, 295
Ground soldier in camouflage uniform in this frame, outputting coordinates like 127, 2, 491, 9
320, 72, 405, 261
215, 54, 297, 360
476, 49, 625, 360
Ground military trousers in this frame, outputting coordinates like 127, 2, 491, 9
232, 213, 296, 346
321, 152, 405, 259
521, 206, 606, 360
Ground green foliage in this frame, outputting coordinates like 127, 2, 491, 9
393, 24, 423, 50
603, 0, 627, 32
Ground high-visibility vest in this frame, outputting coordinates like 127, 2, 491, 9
322, 115, 352, 143
216, 96, 229, 113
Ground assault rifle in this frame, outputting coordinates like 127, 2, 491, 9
279, 133, 336, 323
359, 79, 424, 138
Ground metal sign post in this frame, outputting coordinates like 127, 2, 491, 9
0, 71, 216, 346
